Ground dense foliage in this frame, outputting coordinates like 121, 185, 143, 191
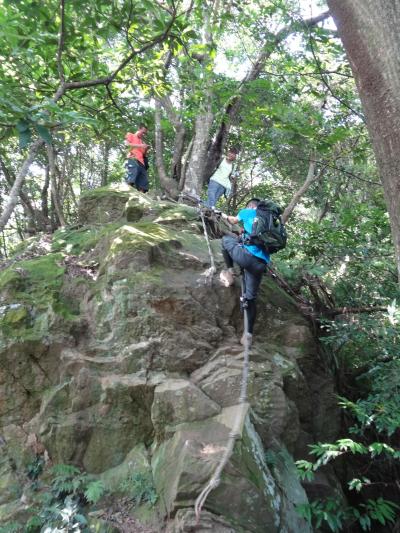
0, 0, 399, 531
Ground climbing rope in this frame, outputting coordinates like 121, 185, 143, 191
179, 191, 217, 284
194, 269, 251, 523
198, 204, 217, 284
178, 192, 251, 522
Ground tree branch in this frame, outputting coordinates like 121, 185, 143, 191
282, 155, 326, 223
205, 10, 331, 178
57, 0, 66, 83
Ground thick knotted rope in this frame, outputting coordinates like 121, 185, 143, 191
179, 194, 251, 523
194, 270, 250, 523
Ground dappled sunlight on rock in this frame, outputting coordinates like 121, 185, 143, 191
0, 185, 340, 531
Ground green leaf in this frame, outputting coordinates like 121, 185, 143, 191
295, 503, 313, 523
34, 123, 52, 144
359, 514, 372, 530
84, 479, 106, 503
74, 513, 88, 525
18, 127, 32, 149
16, 119, 30, 132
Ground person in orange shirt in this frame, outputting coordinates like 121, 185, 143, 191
125, 123, 150, 192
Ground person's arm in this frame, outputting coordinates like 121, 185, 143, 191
126, 141, 149, 149
221, 213, 238, 224
125, 133, 149, 149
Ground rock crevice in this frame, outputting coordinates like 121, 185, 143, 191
0, 185, 340, 531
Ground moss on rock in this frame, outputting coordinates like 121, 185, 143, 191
0, 254, 78, 345
0, 188, 336, 530
52, 222, 126, 256
0, 268, 24, 293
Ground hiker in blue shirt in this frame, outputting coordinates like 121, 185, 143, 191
219, 198, 270, 346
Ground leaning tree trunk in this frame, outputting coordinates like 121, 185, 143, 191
327, 0, 400, 282
46, 144, 66, 227
204, 11, 330, 180
0, 138, 44, 232
182, 98, 214, 198
154, 100, 179, 197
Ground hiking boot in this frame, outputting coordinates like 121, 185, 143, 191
240, 332, 253, 347
219, 269, 235, 287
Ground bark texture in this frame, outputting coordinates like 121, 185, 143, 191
154, 100, 179, 198
0, 139, 45, 233
327, 0, 400, 280
47, 144, 66, 227
183, 99, 214, 197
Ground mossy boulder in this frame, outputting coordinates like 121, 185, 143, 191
78, 185, 133, 225
0, 185, 340, 530
152, 405, 311, 532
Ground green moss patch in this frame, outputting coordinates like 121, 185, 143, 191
1, 305, 28, 325
153, 205, 198, 225
0, 253, 78, 342
52, 224, 123, 256
8, 236, 40, 258
0, 254, 64, 302
0, 268, 24, 292
19, 254, 65, 295
106, 223, 180, 256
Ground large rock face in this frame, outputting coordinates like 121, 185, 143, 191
0, 184, 340, 531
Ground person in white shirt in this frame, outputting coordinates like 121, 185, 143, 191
205, 148, 238, 208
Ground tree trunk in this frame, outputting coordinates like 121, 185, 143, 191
0, 155, 37, 223
0, 138, 45, 232
327, 0, 400, 281
46, 144, 66, 227
42, 164, 50, 221
183, 98, 214, 198
101, 141, 110, 187
154, 100, 179, 197
158, 96, 186, 183
282, 156, 326, 223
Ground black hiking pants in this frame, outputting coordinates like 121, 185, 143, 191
221, 235, 267, 334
